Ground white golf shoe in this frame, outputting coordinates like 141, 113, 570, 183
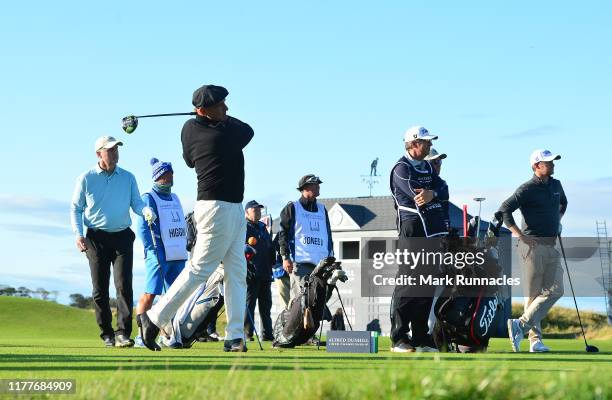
529, 340, 550, 353
415, 345, 439, 353
507, 319, 524, 352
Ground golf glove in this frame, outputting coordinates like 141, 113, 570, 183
143, 206, 157, 223
558, 223, 563, 235
327, 269, 347, 286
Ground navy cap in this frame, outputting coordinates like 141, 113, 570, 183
297, 174, 323, 191
245, 200, 264, 210
192, 85, 229, 108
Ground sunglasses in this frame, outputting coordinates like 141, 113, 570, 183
304, 176, 321, 184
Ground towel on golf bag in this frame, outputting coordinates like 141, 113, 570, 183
433, 213, 506, 353
162, 265, 225, 348
272, 257, 347, 348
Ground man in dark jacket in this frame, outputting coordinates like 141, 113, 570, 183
389, 126, 449, 353
278, 174, 334, 301
244, 200, 275, 341
501, 149, 567, 353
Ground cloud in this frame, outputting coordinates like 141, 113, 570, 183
503, 124, 560, 139
0, 223, 73, 237
0, 194, 69, 223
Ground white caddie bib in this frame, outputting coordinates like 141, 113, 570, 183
149, 191, 188, 261
293, 201, 329, 264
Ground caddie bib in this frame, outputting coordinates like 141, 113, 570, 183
293, 201, 329, 264
149, 191, 188, 261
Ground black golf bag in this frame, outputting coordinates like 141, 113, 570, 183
272, 257, 347, 348
432, 212, 506, 353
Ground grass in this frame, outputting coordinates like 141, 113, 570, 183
1, 297, 611, 399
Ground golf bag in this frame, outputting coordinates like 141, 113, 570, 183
161, 265, 225, 348
161, 244, 257, 348
432, 212, 506, 353
272, 257, 347, 348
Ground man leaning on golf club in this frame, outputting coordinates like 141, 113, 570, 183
499, 149, 567, 353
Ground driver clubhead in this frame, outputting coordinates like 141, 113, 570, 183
122, 115, 138, 134
586, 345, 599, 353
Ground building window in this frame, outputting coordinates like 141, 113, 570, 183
367, 240, 386, 259
341, 241, 360, 260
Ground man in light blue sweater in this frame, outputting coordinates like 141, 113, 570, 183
70, 136, 155, 348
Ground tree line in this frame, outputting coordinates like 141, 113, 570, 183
0, 285, 117, 309
0, 285, 58, 301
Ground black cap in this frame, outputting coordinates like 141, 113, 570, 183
192, 85, 229, 108
297, 174, 323, 191
245, 200, 264, 209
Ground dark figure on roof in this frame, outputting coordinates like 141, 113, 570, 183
370, 158, 379, 176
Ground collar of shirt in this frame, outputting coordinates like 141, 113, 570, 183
195, 115, 227, 129
531, 174, 550, 185
404, 151, 426, 168
94, 163, 120, 176
299, 196, 318, 211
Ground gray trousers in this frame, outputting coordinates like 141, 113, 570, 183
289, 263, 316, 301
275, 274, 291, 310
517, 241, 564, 342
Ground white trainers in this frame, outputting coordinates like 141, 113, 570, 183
415, 346, 439, 353
390, 341, 415, 353
507, 319, 524, 352
529, 340, 550, 353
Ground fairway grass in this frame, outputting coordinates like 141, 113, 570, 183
1, 298, 610, 399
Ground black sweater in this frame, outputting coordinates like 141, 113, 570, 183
181, 115, 254, 202
499, 175, 568, 237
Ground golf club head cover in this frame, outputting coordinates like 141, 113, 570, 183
327, 269, 347, 286
143, 206, 157, 223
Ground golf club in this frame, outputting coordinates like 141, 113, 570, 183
245, 306, 264, 351
121, 112, 196, 134
334, 286, 353, 331
473, 197, 486, 245
558, 235, 600, 353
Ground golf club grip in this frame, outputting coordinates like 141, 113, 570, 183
136, 112, 196, 118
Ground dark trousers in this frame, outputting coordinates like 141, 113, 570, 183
390, 219, 436, 346
244, 278, 273, 339
85, 228, 135, 339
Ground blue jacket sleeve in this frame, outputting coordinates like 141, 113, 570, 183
391, 162, 416, 203
436, 177, 450, 225
136, 193, 160, 254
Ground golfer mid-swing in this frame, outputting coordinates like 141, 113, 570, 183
138, 84, 254, 352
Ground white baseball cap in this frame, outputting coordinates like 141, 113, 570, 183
425, 148, 447, 161
95, 136, 123, 152
529, 149, 561, 166
403, 126, 438, 143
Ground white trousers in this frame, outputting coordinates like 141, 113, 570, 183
148, 200, 247, 340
